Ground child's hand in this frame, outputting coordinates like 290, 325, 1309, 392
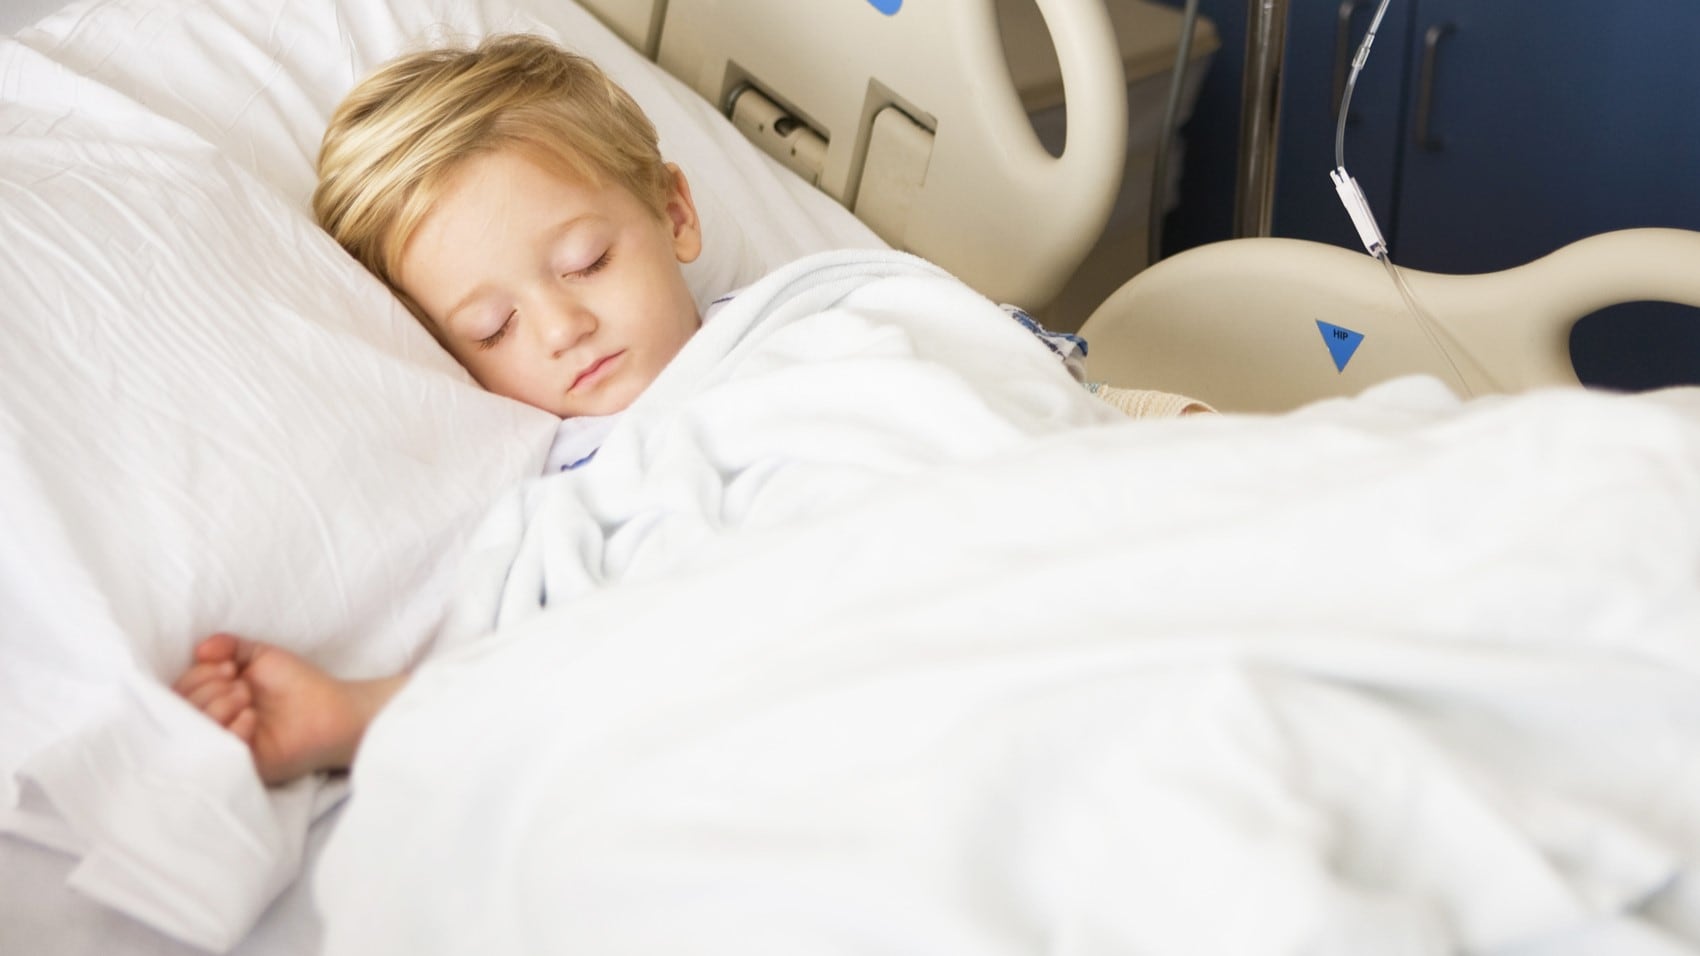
173, 633, 379, 785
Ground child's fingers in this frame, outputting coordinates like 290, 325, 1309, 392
194, 632, 249, 663
193, 632, 239, 663
201, 684, 252, 726
185, 679, 238, 712
227, 708, 257, 744
172, 660, 238, 698
230, 636, 264, 668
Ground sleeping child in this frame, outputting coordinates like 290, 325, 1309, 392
174, 33, 1209, 785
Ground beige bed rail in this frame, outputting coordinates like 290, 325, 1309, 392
1078, 228, 1700, 413
580, 0, 1128, 312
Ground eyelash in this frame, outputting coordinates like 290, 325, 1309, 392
472, 252, 613, 351
579, 251, 612, 277
477, 315, 513, 351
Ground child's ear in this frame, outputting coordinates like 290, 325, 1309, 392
664, 163, 703, 264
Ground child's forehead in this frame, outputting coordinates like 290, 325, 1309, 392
430, 151, 603, 227
466, 142, 603, 191
394, 140, 662, 279
423, 147, 610, 228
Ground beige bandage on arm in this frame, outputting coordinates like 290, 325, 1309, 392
1091, 384, 1216, 418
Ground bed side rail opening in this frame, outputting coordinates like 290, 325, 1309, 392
651, 0, 1126, 311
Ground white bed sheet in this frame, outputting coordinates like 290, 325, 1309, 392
2, 806, 339, 956
320, 250, 1700, 954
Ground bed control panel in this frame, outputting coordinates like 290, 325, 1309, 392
728, 87, 829, 186
854, 106, 934, 248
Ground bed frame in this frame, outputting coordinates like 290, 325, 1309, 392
577, 0, 1129, 312
1078, 228, 1700, 412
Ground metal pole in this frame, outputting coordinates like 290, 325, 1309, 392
1234, 0, 1291, 237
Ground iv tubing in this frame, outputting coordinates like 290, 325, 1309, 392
1334, 0, 1392, 172
1378, 253, 1477, 394
1333, 0, 1485, 396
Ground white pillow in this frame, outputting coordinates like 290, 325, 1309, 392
16, 0, 882, 309
0, 0, 880, 950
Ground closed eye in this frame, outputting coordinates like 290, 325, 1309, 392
576, 251, 612, 277
476, 313, 514, 351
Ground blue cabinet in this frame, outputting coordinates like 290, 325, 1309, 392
1273, 0, 1700, 389
1391, 1, 1700, 274
1163, 0, 1700, 389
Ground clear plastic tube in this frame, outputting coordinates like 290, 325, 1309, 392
1377, 253, 1481, 395
1333, 0, 1489, 397
1335, 0, 1393, 171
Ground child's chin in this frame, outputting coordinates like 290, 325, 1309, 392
570, 395, 634, 419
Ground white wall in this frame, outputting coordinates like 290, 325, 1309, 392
2, 0, 73, 35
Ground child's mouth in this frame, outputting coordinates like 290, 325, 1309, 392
570, 351, 623, 392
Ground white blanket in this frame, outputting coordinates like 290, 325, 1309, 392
318, 250, 1700, 955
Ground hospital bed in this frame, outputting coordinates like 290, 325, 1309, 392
2, 0, 1699, 954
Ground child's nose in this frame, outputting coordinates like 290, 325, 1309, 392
534, 299, 596, 356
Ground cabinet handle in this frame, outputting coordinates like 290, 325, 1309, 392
1414, 22, 1455, 151
1331, 0, 1364, 121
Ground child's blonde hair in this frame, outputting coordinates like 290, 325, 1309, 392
312, 33, 672, 318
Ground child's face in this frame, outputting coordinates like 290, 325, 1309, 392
397, 148, 703, 418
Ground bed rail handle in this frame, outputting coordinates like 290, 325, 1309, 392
1078, 227, 1700, 412
655, 0, 1126, 310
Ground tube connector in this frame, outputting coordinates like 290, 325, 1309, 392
1330, 167, 1387, 258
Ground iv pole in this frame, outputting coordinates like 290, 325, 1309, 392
1234, 0, 1290, 237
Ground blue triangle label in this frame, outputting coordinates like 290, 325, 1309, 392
1316, 320, 1364, 372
